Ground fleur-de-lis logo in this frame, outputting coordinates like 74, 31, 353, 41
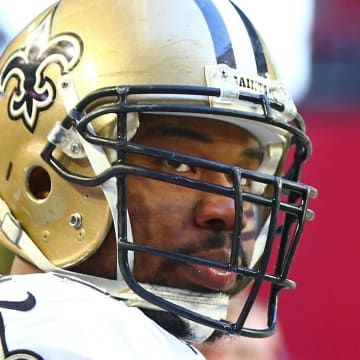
0, 8, 83, 132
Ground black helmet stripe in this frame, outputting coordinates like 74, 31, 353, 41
230, 1, 269, 76
194, 0, 236, 67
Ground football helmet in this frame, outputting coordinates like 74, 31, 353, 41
0, 0, 316, 341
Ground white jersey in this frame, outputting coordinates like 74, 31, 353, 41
0, 273, 205, 360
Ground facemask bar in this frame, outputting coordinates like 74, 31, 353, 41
41, 84, 317, 337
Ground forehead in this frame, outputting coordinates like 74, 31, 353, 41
135, 114, 260, 147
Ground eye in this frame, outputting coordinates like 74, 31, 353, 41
163, 159, 193, 173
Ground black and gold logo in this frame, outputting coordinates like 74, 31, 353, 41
0, 8, 83, 132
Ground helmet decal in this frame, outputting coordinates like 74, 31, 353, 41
0, 9, 83, 133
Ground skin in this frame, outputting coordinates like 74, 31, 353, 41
12, 114, 264, 296
126, 114, 263, 294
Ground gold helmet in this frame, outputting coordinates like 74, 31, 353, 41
0, 0, 316, 340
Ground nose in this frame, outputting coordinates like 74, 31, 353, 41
194, 172, 241, 231
195, 194, 235, 231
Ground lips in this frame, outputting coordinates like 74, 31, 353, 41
177, 247, 238, 292
182, 262, 237, 292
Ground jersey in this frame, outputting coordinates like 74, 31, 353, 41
0, 273, 205, 359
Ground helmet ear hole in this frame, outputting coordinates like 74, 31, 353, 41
27, 166, 52, 200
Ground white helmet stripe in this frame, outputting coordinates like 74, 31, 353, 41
214, 0, 258, 74
194, 0, 236, 67
195, 0, 269, 77
230, 2, 269, 76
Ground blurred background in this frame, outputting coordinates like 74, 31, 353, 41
0, 0, 359, 359
278, 1, 360, 359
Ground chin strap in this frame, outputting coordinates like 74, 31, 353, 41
117, 284, 229, 343
0, 197, 55, 271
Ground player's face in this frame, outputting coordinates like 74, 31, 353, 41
126, 115, 263, 294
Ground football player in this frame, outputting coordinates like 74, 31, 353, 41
0, 0, 316, 358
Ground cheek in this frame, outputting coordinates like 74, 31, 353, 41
127, 178, 193, 242
126, 177, 197, 279
240, 205, 258, 264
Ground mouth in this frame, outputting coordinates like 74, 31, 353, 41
181, 262, 237, 292
177, 247, 239, 292
140, 233, 248, 293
